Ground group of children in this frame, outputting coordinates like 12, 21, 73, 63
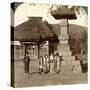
23, 52, 63, 75
38, 53, 63, 74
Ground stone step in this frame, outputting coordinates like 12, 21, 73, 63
58, 43, 69, 46
57, 44, 70, 51
58, 47, 70, 52
74, 61, 81, 65
72, 65, 82, 73
60, 64, 82, 73
59, 51, 72, 56
60, 65, 74, 72
61, 61, 81, 66
62, 56, 75, 61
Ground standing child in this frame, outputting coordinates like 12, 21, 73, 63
43, 54, 49, 73
38, 56, 43, 74
54, 53, 61, 74
50, 53, 55, 73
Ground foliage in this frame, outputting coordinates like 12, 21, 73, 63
81, 30, 88, 53
69, 30, 88, 55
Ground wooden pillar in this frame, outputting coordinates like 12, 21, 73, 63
38, 42, 40, 59
48, 41, 50, 57
19, 42, 22, 60
24, 44, 28, 56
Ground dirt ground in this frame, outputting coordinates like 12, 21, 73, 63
13, 60, 88, 87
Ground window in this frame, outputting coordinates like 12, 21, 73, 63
16, 45, 20, 50
21, 45, 23, 50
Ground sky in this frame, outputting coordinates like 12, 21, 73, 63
12, 3, 88, 27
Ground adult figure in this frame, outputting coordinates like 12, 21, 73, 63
23, 52, 30, 75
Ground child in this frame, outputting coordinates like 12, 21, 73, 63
43, 54, 50, 73
54, 53, 61, 74
38, 56, 43, 74
50, 53, 55, 73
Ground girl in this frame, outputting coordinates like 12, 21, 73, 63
38, 56, 43, 74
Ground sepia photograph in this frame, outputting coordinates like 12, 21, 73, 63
11, 2, 88, 87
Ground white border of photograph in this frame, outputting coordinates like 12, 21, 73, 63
0, 0, 89, 90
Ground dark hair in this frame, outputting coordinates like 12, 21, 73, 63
40, 56, 43, 58
55, 53, 59, 56
44, 54, 48, 57
26, 51, 29, 54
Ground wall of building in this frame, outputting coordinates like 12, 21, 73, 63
14, 45, 25, 60
13, 44, 38, 61
13, 41, 57, 61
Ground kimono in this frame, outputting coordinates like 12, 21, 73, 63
43, 56, 49, 73
50, 54, 55, 73
23, 55, 30, 73
39, 57, 43, 73
46, 57, 50, 72
55, 55, 61, 73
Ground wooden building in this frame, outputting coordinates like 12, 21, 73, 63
12, 17, 58, 60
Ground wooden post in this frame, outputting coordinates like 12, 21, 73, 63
20, 45, 21, 60
38, 42, 40, 59
24, 45, 27, 56
48, 41, 50, 58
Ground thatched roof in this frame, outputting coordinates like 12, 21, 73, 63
14, 17, 58, 42
51, 6, 76, 19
